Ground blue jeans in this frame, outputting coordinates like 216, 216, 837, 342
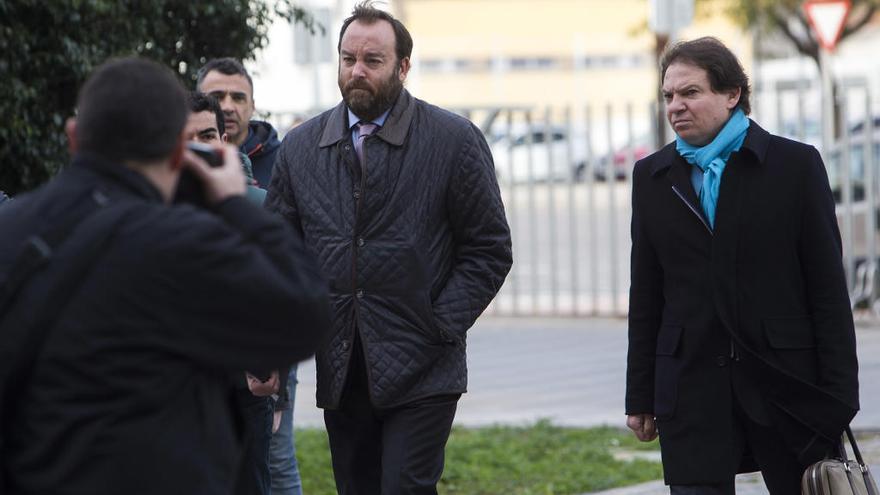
269, 365, 302, 495
237, 392, 273, 495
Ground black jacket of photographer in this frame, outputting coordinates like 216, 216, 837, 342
0, 153, 331, 494
266, 89, 512, 409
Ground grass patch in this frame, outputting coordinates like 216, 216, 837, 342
295, 420, 661, 495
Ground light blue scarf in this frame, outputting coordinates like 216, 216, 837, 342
675, 109, 749, 229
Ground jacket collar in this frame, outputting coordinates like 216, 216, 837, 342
242, 120, 281, 158
318, 89, 414, 148
650, 118, 771, 177
71, 152, 164, 202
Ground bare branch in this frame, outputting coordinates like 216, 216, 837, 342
841, 4, 877, 39
767, 4, 818, 63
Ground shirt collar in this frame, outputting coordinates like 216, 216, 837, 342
347, 108, 391, 130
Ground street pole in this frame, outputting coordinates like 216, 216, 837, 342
649, 0, 691, 149
820, 49, 834, 153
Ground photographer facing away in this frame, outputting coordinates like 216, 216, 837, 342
0, 57, 330, 495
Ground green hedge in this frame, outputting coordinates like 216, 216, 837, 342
0, 1, 315, 194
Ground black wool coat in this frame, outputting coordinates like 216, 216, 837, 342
625, 121, 859, 484
266, 90, 513, 409
0, 154, 331, 494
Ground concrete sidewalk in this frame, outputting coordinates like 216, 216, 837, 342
292, 316, 880, 494
295, 316, 880, 428
589, 473, 770, 495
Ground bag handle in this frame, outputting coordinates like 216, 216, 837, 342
844, 426, 868, 469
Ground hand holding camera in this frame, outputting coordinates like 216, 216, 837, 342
181, 142, 246, 205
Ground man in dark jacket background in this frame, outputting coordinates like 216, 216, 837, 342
197, 59, 302, 495
0, 57, 330, 495
197, 58, 281, 189
626, 38, 859, 494
266, 3, 512, 494
184, 90, 280, 495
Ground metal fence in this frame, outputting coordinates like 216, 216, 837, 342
752, 77, 880, 319
472, 81, 880, 318
469, 104, 651, 318
267, 82, 880, 319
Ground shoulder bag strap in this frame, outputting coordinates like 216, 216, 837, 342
0, 191, 137, 488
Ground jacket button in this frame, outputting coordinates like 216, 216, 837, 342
357, 237, 365, 247
716, 356, 728, 367
341, 340, 350, 351
356, 289, 364, 299
353, 190, 360, 199
344, 144, 351, 151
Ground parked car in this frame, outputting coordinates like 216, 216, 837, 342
780, 118, 823, 151
849, 116, 880, 135
577, 143, 650, 182
826, 126, 880, 203
825, 126, 880, 278
487, 121, 654, 184
489, 125, 587, 184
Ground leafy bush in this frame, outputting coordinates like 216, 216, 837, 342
0, 0, 313, 194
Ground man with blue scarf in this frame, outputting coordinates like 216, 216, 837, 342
625, 38, 859, 494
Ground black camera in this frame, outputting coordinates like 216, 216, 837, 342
174, 142, 224, 206
185, 141, 224, 167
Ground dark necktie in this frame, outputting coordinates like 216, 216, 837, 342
354, 122, 378, 164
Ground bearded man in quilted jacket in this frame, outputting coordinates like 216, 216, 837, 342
265, 2, 512, 493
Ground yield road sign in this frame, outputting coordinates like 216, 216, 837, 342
804, 0, 852, 51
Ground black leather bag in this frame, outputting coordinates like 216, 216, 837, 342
802, 426, 879, 495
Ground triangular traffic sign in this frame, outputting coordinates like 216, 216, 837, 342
804, 0, 852, 51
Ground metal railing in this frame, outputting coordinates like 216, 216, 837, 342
471, 103, 651, 318
265, 83, 880, 319
826, 82, 880, 317
476, 80, 880, 318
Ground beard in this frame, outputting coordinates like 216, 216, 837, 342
339, 67, 403, 121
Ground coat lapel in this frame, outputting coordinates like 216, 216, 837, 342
664, 153, 713, 236
710, 121, 768, 338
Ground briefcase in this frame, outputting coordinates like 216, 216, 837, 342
801, 426, 879, 495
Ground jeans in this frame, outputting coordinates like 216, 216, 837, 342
269, 365, 302, 495
236, 392, 273, 495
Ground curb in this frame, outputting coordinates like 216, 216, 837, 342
580, 479, 667, 495
582, 472, 772, 495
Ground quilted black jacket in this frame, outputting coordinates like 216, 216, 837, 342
267, 90, 512, 409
